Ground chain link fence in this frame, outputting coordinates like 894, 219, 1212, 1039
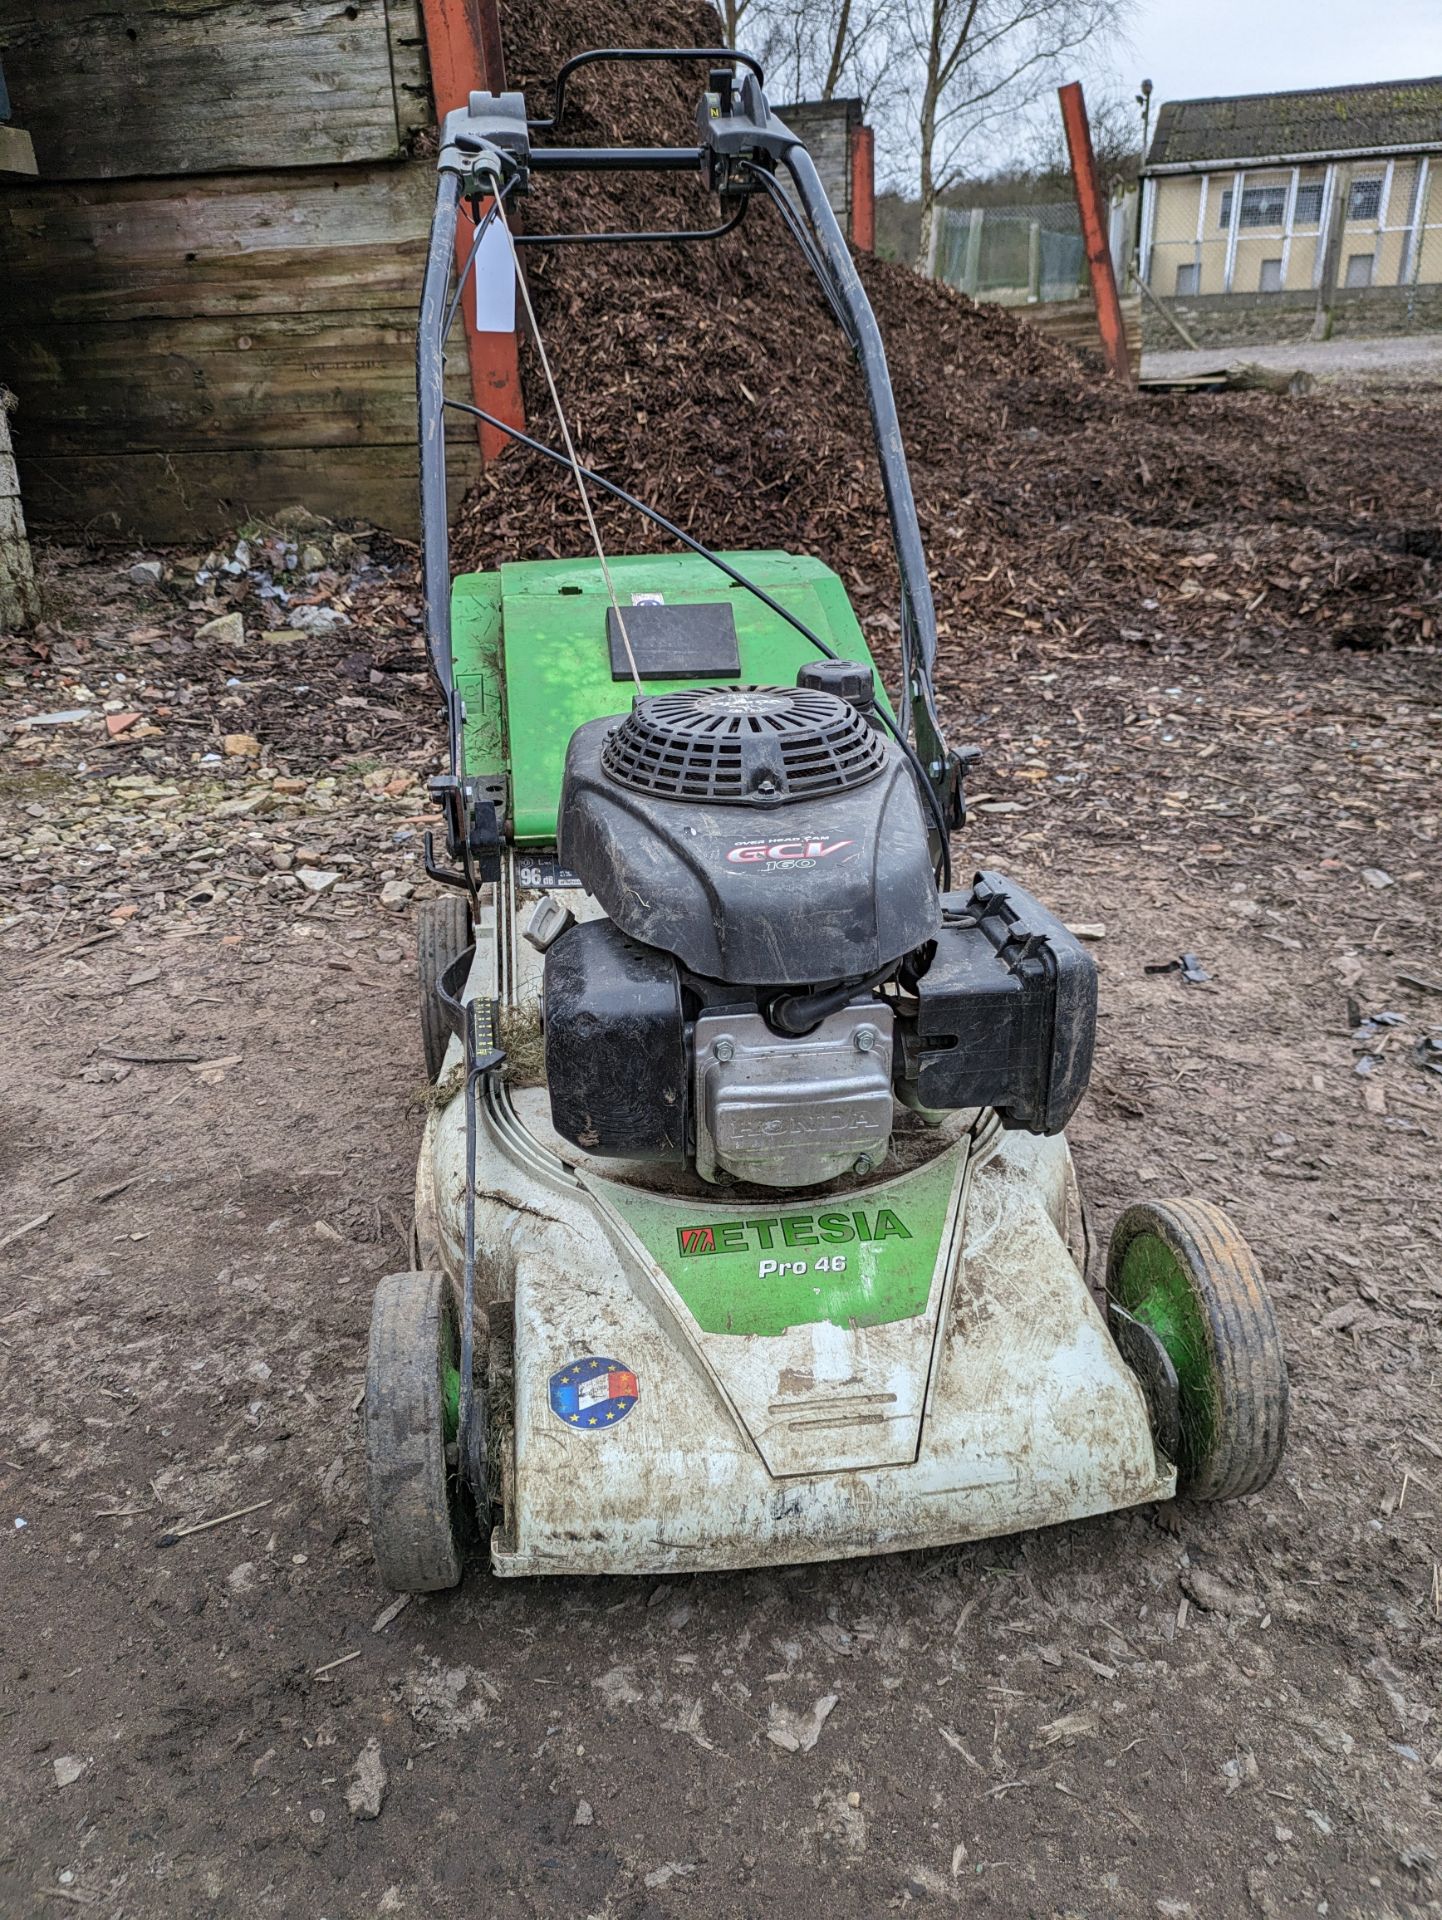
931, 201, 1084, 304
930, 192, 1137, 307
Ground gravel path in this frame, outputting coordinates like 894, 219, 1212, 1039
1143, 331, 1442, 387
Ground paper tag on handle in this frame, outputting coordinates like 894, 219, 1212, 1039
473, 214, 517, 332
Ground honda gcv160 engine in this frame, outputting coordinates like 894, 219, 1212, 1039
539, 663, 1096, 1188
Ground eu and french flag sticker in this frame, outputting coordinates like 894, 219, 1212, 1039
548, 1354, 640, 1432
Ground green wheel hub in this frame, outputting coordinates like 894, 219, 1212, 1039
1110, 1228, 1220, 1474
1106, 1197, 1288, 1503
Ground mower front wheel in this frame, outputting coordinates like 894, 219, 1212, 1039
364, 1270, 464, 1592
1106, 1198, 1287, 1502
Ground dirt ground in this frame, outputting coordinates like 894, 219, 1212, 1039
2, 446, 1439, 1920
3, 6, 1440, 1906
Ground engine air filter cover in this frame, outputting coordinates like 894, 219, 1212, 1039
601, 684, 885, 806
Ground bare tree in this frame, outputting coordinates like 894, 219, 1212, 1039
901, 0, 1133, 267
726, 0, 896, 115
821, 0, 854, 96
1022, 85, 1142, 192
718, 0, 762, 50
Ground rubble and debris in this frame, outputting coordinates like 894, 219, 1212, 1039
766, 1693, 839, 1753
1145, 953, 1211, 985
288, 605, 350, 634
13, 706, 93, 728
196, 612, 244, 647
0, 522, 436, 943
345, 1740, 387, 1820
1183, 1567, 1263, 1618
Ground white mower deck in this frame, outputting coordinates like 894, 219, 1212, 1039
412, 875, 1173, 1578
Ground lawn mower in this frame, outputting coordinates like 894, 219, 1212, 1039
363, 49, 1289, 1589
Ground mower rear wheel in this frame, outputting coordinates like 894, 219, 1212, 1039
1106, 1198, 1287, 1502
418, 892, 471, 1082
365, 1270, 464, 1591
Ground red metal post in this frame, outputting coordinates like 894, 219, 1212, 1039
1057, 81, 1131, 384
849, 123, 875, 252
418, 0, 525, 461
474, 0, 507, 91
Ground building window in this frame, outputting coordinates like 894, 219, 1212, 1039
1218, 184, 1289, 229
1348, 178, 1383, 220
1294, 182, 1325, 225
1259, 257, 1284, 292
1345, 252, 1374, 287
1175, 262, 1199, 295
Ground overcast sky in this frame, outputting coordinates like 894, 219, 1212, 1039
860, 0, 1436, 190
1107, 0, 1438, 113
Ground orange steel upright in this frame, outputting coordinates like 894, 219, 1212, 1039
850, 124, 876, 252
419, 0, 527, 459
1057, 80, 1132, 384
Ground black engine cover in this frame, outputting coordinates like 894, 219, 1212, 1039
905, 872, 1096, 1135
543, 917, 688, 1161
557, 712, 938, 986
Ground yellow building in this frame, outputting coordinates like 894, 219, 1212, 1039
1140, 77, 1442, 303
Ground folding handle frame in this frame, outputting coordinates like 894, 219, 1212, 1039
417, 48, 965, 884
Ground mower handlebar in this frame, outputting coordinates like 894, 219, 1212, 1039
527, 47, 766, 133
418, 53, 966, 862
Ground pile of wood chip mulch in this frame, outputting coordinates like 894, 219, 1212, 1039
456, 0, 1442, 692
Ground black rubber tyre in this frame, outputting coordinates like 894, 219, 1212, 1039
1107, 1197, 1288, 1502
418, 892, 471, 1082
364, 1270, 463, 1591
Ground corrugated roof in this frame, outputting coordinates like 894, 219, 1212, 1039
1143, 76, 1442, 170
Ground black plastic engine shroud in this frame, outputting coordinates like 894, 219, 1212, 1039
906, 872, 1097, 1136
557, 711, 939, 987
544, 917, 688, 1161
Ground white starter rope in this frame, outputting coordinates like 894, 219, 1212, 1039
494, 204, 643, 695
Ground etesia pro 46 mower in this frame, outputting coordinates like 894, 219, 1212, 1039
363, 49, 1288, 1591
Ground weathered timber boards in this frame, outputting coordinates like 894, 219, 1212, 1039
0, 0, 454, 537
387, 0, 430, 140
18, 441, 481, 541
6, 308, 456, 454
1, 164, 440, 324
1021, 296, 1142, 378
0, 0, 406, 179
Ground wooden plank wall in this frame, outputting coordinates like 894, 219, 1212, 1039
0, 0, 478, 539
1024, 294, 1143, 380
0, 0, 421, 178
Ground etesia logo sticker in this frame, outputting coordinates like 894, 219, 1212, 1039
726, 836, 854, 866
677, 1209, 912, 1257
